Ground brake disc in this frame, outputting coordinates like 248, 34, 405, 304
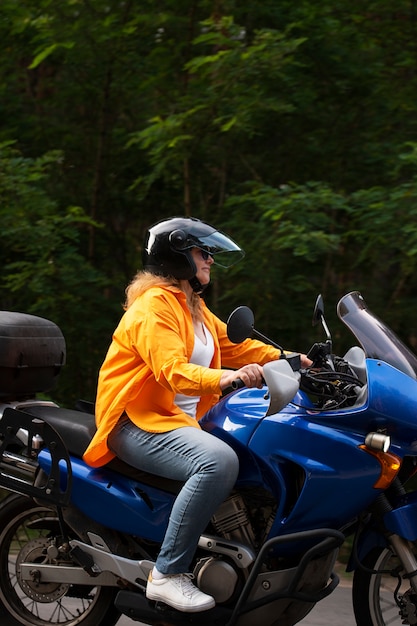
15, 537, 70, 602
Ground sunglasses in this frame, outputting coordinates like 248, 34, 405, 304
199, 249, 213, 261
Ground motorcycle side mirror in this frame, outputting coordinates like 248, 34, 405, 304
227, 306, 285, 356
308, 293, 333, 369
227, 306, 255, 343
312, 293, 332, 342
312, 294, 325, 327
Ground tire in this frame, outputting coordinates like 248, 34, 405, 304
0, 493, 121, 626
352, 545, 417, 626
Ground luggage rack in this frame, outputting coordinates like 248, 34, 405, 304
0, 407, 72, 506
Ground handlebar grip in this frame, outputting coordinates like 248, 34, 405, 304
231, 378, 245, 390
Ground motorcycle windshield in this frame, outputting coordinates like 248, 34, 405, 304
337, 291, 417, 380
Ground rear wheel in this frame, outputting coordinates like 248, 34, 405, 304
0, 493, 121, 626
353, 546, 417, 625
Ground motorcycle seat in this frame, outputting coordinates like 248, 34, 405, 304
23, 404, 96, 456
23, 404, 183, 494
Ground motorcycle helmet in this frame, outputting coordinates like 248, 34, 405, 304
143, 217, 244, 292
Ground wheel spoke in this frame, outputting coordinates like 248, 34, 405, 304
0, 497, 119, 626
352, 544, 417, 625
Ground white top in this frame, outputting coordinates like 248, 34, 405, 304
175, 324, 215, 418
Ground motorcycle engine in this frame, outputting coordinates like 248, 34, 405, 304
194, 556, 239, 603
210, 493, 256, 546
193, 493, 257, 603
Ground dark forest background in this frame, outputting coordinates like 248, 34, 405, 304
2, 0, 417, 406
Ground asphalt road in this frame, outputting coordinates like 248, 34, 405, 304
117, 579, 355, 625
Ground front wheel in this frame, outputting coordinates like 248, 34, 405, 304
0, 493, 121, 626
353, 545, 417, 625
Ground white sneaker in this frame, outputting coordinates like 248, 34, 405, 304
146, 571, 215, 613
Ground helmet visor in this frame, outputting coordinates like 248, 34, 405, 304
191, 230, 244, 268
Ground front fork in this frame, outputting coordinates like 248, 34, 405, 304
382, 477, 417, 595
388, 534, 417, 595
373, 483, 417, 595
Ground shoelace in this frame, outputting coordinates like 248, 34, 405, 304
171, 574, 200, 598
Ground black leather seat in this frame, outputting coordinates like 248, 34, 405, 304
24, 405, 183, 494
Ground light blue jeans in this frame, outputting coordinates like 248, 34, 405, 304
108, 418, 239, 575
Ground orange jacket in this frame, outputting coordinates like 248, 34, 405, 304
83, 285, 280, 467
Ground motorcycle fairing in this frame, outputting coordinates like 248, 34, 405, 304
348, 493, 417, 573
38, 450, 174, 541
346, 527, 388, 573
201, 396, 385, 541
383, 490, 417, 541
248, 414, 386, 535
291, 360, 417, 448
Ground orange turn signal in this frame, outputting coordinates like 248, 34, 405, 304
359, 445, 401, 489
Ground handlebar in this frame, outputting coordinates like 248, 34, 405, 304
231, 376, 267, 390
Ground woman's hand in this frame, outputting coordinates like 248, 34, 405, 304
220, 364, 264, 391
300, 354, 313, 368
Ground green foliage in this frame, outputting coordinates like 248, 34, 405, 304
212, 175, 417, 353
128, 15, 305, 209
211, 182, 345, 347
0, 143, 117, 404
1, 1, 417, 404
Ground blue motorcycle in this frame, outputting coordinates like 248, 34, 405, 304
0, 291, 416, 626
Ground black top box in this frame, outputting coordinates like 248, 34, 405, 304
0, 311, 66, 400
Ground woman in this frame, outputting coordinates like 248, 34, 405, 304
83, 216, 309, 613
